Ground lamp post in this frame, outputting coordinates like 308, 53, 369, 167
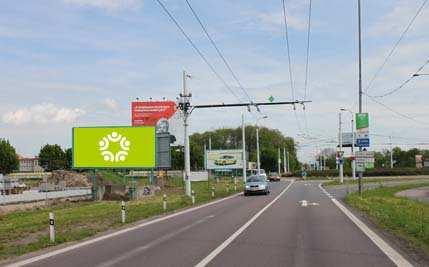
256, 115, 268, 175
413, 73, 429, 77
341, 108, 356, 179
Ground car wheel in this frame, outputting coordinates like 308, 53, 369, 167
244, 192, 248, 196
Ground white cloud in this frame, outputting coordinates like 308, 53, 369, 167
368, 0, 429, 37
2, 103, 86, 125
102, 98, 119, 111
63, 0, 142, 11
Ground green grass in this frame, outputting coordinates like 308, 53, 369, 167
0, 180, 242, 261
323, 177, 429, 187
345, 183, 429, 255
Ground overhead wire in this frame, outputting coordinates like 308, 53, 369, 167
154, 0, 242, 102
365, 0, 428, 93
302, 0, 313, 134
281, 0, 303, 133
363, 91, 429, 126
368, 59, 429, 98
184, 0, 254, 103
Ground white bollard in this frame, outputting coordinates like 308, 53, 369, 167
234, 177, 237, 191
226, 184, 229, 193
191, 190, 195, 205
49, 212, 55, 243
211, 186, 215, 198
163, 194, 167, 211
121, 201, 126, 223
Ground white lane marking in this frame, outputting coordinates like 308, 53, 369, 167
318, 183, 412, 267
195, 180, 295, 267
97, 214, 215, 267
7, 194, 241, 267
298, 200, 319, 207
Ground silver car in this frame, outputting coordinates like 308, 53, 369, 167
244, 175, 270, 196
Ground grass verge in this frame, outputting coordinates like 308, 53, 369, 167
0, 180, 242, 261
323, 177, 429, 187
345, 183, 429, 255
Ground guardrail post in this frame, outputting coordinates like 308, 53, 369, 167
163, 194, 167, 211
49, 212, 55, 243
121, 201, 126, 223
191, 190, 195, 205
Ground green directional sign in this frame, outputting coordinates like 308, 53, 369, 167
355, 113, 369, 129
72, 126, 155, 169
268, 95, 275, 103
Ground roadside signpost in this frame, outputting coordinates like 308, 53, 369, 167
355, 151, 374, 172
355, 113, 370, 148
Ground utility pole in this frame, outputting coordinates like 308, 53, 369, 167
209, 136, 212, 151
357, 0, 363, 195
390, 136, 394, 168
278, 148, 281, 174
351, 115, 356, 179
286, 151, 290, 173
283, 147, 287, 173
256, 127, 261, 175
242, 112, 247, 183
179, 70, 192, 197
256, 115, 267, 175
339, 112, 344, 183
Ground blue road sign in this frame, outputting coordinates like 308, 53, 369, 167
356, 138, 370, 147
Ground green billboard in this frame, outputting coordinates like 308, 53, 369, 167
72, 126, 155, 169
355, 113, 369, 129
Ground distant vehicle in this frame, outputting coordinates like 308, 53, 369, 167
247, 169, 267, 178
268, 172, 281, 182
244, 175, 270, 196
214, 155, 237, 166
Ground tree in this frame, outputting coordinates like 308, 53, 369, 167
188, 126, 300, 172
0, 139, 19, 175
65, 148, 73, 170
38, 144, 67, 171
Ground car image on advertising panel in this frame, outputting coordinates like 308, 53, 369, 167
214, 155, 237, 166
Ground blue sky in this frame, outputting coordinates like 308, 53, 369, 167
1, 0, 429, 162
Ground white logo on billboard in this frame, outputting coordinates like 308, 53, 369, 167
99, 132, 131, 162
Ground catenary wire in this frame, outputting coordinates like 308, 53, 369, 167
155, 0, 242, 102
184, 0, 254, 103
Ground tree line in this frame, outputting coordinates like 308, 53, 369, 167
172, 126, 300, 172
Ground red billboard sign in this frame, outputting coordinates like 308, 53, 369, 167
131, 101, 177, 126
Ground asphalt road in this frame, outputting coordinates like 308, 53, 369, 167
8, 180, 410, 267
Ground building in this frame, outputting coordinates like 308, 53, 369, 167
18, 156, 44, 172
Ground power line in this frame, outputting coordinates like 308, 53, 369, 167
281, 0, 296, 101
363, 91, 429, 126
281, 0, 303, 133
304, 0, 312, 100
184, 0, 254, 103
154, 0, 242, 102
368, 59, 429, 98
302, 0, 313, 134
365, 0, 429, 93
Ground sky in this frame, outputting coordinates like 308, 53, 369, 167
0, 0, 429, 162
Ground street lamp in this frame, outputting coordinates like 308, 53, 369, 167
256, 115, 268, 175
413, 73, 429, 77
340, 108, 356, 179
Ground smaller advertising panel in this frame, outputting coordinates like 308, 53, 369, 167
73, 126, 156, 169
207, 149, 243, 170
131, 101, 177, 127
